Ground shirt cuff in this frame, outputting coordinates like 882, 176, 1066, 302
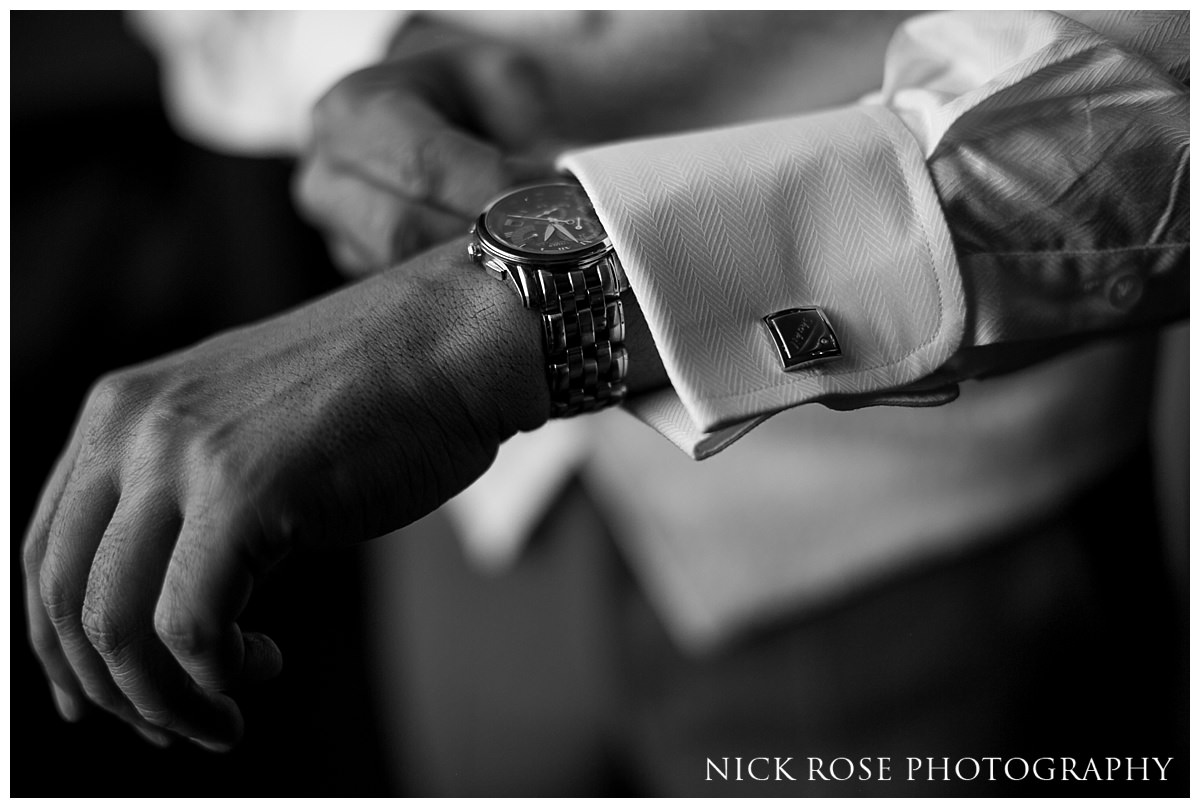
558, 104, 965, 455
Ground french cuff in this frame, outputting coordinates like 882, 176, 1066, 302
558, 105, 965, 458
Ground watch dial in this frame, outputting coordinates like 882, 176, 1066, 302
484, 183, 607, 255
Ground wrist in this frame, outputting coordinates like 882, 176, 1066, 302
368, 237, 666, 444
377, 239, 550, 439
462, 177, 671, 420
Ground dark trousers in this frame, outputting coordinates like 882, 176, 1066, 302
363, 451, 1186, 797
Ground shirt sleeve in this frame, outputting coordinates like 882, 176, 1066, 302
130, 11, 407, 155
557, 10, 1189, 458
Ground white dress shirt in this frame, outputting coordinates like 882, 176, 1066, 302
133, 11, 1188, 651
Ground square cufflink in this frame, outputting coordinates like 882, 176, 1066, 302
763, 307, 842, 371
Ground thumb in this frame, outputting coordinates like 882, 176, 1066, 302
241, 631, 283, 683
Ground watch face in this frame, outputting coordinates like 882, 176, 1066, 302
483, 182, 608, 256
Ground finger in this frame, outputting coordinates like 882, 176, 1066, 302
155, 492, 283, 724
315, 66, 514, 216
134, 724, 174, 749
382, 27, 553, 150
83, 492, 242, 745
23, 430, 88, 720
295, 157, 466, 265
51, 683, 80, 722
38, 472, 155, 728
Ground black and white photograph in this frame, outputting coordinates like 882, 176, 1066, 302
10, 9, 1189, 798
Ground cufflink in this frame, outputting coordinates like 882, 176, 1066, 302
763, 307, 842, 371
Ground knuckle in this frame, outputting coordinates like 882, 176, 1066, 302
39, 568, 74, 625
80, 601, 131, 658
81, 371, 146, 447
190, 430, 246, 492
85, 372, 132, 420
143, 373, 204, 423
481, 46, 542, 91
314, 65, 443, 202
313, 66, 375, 133
311, 81, 348, 134
154, 609, 212, 660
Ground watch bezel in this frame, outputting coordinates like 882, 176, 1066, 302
473, 180, 614, 269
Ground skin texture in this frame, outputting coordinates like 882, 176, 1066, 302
24, 19, 672, 750
22, 244, 552, 749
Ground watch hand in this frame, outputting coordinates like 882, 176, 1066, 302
543, 224, 555, 241
554, 223, 580, 243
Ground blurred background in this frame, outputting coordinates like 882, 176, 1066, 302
11, 10, 1189, 797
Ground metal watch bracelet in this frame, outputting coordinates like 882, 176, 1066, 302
535, 256, 628, 417
468, 179, 629, 419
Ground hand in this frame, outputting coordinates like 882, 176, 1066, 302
294, 22, 558, 277
22, 241, 547, 750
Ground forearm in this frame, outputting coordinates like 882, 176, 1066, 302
898, 11, 1189, 380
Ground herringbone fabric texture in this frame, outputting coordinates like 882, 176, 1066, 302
561, 105, 964, 438
560, 10, 1187, 455
541, 11, 1189, 647
460, 11, 1189, 648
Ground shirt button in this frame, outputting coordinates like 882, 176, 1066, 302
1107, 273, 1143, 311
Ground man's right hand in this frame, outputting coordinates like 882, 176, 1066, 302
294, 23, 557, 276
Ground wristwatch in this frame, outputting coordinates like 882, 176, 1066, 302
467, 179, 629, 418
